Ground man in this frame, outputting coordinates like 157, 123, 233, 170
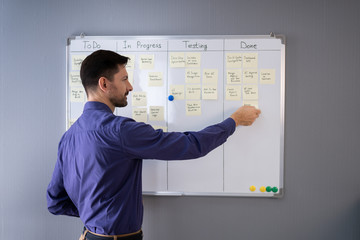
47, 50, 261, 240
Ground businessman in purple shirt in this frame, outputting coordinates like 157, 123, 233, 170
47, 50, 261, 240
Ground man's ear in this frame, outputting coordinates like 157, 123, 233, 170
98, 77, 108, 92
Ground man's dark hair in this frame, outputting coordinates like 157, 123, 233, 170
80, 50, 129, 93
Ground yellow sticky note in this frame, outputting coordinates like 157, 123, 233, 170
132, 108, 147, 123
149, 106, 164, 121
225, 85, 241, 101
148, 72, 163, 86
70, 87, 86, 102
169, 85, 185, 100
203, 69, 218, 85
139, 54, 154, 69
243, 70, 258, 84
132, 92, 147, 106
69, 72, 82, 86
243, 53, 258, 69
124, 54, 135, 69
243, 85, 258, 100
226, 53, 242, 68
202, 85, 218, 100
170, 52, 185, 68
185, 69, 201, 84
243, 100, 259, 109
226, 70, 242, 84
186, 53, 201, 68
71, 55, 87, 70
186, 85, 201, 100
186, 101, 202, 116
260, 69, 276, 84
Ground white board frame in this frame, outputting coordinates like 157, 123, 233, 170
66, 34, 285, 198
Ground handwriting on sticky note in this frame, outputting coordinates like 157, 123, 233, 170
170, 52, 186, 68
186, 53, 201, 67
202, 86, 218, 100
243, 85, 258, 100
260, 69, 275, 84
169, 85, 185, 100
225, 85, 241, 101
149, 106, 164, 121
226, 53, 242, 68
243, 70, 258, 84
203, 69, 218, 84
186, 101, 202, 116
69, 72, 82, 86
70, 87, 86, 102
186, 85, 201, 100
132, 92, 147, 106
227, 70, 242, 84
139, 54, 154, 69
132, 108, 147, 123
185, 69, 201, 83
243, 53, 258, 69
148, 72, 163, 86
72, 55, 87, 70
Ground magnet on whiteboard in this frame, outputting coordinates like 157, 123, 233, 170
168, 95, 174, 101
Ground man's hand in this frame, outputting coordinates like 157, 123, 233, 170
230, 106, 261, 127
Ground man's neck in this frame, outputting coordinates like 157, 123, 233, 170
87, 94, 115, 113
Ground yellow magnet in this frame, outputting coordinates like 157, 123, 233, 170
260, 186, 266, 192
249, 185, 256, 192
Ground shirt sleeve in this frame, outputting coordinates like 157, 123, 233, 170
120, 117, 236, 160
46, 157, 79, 217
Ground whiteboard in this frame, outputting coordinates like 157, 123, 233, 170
66, 35, 285, 197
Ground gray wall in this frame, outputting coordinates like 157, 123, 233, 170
1, 0, 360, 239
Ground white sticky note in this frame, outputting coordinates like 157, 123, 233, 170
202, 86, 218, 100
139, 54, 154, 69
185, 69, 201, 83
226, 70, 242, 84
243, 70, 258, 84
148, 72, 163, 86
186, 53, 201, 68
225, 85, 241, 101
226, 53, 242, 68
170, 52, 186, 68
186, 85, 201, 100
149, 106, 164, 121
243, 85, 259, 100
70, 87, 86, 102
243, 100, 259, 109
243, 53, 258, 69
132, 108, 147, 123
169, 85, 185, 100
203, 69, 218, 85
69, 72, 82, 86
132, 92, 147, 106
186, 101, 202, 116
72, 55, 87, 70
124, 54, 135, 69
260, 69, 276, 84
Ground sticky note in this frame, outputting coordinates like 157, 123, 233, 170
124, 54, 135, 69
202, 86, 218, 100
132, 92, 147, 106
70, 87, 86, 102
203, 69, 218, 85
243, 70, 258, 84
186, 53, 201, 68
225, 85, 241, 101
185, 69, 201, 84
226, 70, 242, 84
69, 72, 82, 86
186, 85, 201, 100
71, 55, 87, 70
148, 72, 163, 86
149, 106, 164, 121
260, 69, 276, 84
169, 85, 185, 100
132, 108, 147, 123
243, 100, 259, 109
186, 101, 202, 116
243, 53, 258, 69
243, 85, 258, 100
139, 54, 154, 69
170, 52, 186, 68
226, 53, 242, 68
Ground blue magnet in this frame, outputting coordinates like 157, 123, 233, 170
168, 95, 174, 101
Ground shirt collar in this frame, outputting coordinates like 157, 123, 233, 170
83, 101, 113, 113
